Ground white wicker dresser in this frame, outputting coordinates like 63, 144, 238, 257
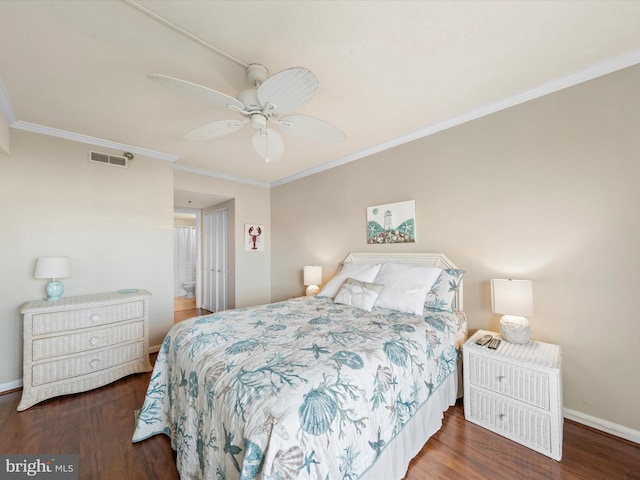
463, 329, 563, 460
18, 290, 153, 411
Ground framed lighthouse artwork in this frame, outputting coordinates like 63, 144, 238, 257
245, 224, 264, 251
366, 200, 416, 244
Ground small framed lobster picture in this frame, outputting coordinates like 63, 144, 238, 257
244, 224, 264, 251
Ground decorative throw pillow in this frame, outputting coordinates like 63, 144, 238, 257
373, 263, 442, 315
334, 278, 384, 312
317, 263, 382, 299
425, 269, 465, 312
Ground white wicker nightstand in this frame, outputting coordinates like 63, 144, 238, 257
463, 329, 563, 460
18, 290, 153, 411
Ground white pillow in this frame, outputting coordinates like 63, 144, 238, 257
373, 263, 442, 315
334, 278, 384, 312
317, 263, 382, 299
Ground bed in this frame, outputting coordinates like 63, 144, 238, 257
133, 252, 467, 479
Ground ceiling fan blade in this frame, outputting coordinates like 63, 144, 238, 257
251, 128, 284, 162
257, 67, 319, 115
183, 119, 247, 141
149, 74, 244, 111
280, 114, 345, 143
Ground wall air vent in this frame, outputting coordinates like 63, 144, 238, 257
89, 151, 129, 168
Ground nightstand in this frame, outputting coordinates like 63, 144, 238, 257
463, 329, 563, 460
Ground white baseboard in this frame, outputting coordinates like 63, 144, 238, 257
1, 347, 163, 395
564, 407, 640, 444
0, 379, 22, 393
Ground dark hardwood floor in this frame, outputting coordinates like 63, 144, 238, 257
1, 308, 638, 479
173, 306, 211, 324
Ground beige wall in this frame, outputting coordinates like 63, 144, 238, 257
1, 62, 636, 437
0, 134, 272, 390
0, 129, 175, 387
0, 114, 8, 154
272, 64, 640, 433
174, 171, 271, 308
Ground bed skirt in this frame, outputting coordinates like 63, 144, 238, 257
361, 369, 458, 480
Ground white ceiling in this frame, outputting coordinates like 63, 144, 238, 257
2, 1, 640, 188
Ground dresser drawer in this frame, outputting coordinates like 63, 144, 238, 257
32, 341, 144, 386
467, 351, 550, 410
32, 301, 144, 335
467, 386, 552, 455
32, 321, 145, 361
19, 291, 153, 411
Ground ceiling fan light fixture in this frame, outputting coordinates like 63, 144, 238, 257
252, 128, 284, 162
251, 114, 267, 130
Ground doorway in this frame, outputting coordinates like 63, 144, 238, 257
173, 209, 201, 312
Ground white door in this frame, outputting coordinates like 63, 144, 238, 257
203, 209, 229, 312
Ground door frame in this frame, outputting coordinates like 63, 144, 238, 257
174, 207, 202, 307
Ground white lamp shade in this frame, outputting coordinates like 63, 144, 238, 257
491, 279, 533, 317
303, 266, 322, 286
34, 257, 71, 279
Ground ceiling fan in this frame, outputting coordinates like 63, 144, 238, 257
150, 64, 345, 162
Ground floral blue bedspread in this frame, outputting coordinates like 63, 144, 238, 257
132, 296, 467, 479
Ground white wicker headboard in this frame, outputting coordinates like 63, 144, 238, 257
342, 252, 463, 310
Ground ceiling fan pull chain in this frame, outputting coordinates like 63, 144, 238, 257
264, 129, 270, 163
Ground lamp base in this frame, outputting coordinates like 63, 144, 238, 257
45, 280, 64, 302
499, 315, 531, 344
306, 285, 320, 296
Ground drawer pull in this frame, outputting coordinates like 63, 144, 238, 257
89, 314, 101, 324
89, 359, 100, 369
89, 336, 100, 347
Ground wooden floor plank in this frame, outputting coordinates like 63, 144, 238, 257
1, 308, 637, 479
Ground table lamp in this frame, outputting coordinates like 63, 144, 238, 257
491, 278, 533, 344
34, 256, 71, 301
304, 266, 322, 296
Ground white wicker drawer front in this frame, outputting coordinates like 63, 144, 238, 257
32, 321, 145, 361
467, 352, 550, 410
468, 386, 552, 455
31, 341, 144, 386
32, 301, 144, 335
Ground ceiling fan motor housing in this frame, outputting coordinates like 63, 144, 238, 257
237, 88, 262, 112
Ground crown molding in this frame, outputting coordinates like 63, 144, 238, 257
1, 76, 178, 162
10, 121, 179, 162
173, 163, 270, 188
4, 48, 640, 186
271, 48, 640, 187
